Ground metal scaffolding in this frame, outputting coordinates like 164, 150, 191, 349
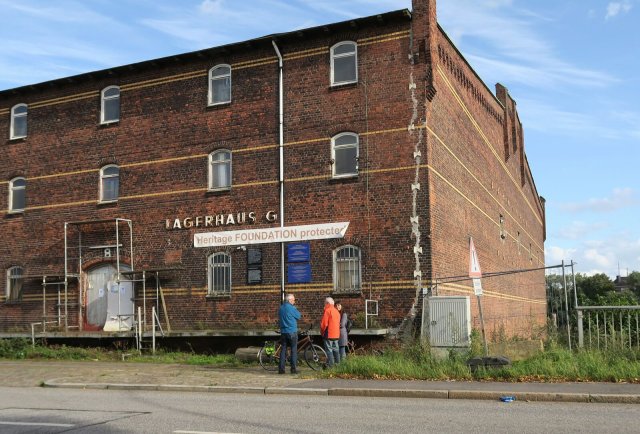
64, 218, 133, 332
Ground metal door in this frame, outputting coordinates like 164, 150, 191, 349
85, 264, 133, 331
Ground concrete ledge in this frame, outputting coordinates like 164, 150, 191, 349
521, 392, 590, 403
448, 390, 509, 401
590, 394, 640, 404
44, 381, 109, 390
265, 387, 328, 396
207, 386, 265, 394
107, 383, 159, 391
329, 388, 448, 399
39, 381, 640, 404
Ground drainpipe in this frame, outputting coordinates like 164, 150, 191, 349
272, 40, 285, 303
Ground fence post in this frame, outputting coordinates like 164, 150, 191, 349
571, 261, 583, 348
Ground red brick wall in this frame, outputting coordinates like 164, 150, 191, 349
0, 6, 545, 340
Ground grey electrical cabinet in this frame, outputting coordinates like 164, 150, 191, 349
422, 296, 471, 348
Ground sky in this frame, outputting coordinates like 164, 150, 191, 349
0, 0, 638, 278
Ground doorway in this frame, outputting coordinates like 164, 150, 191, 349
84, 263, 134, 332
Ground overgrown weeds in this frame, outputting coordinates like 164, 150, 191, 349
320, 339, 640, 383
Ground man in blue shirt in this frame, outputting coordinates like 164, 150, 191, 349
278, 293, 301, 374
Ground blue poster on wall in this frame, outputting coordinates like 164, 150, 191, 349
287, 263, 312, 284
287, 242, 310, 263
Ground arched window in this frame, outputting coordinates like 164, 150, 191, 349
333, 245, 361, 292
330, 41, 357, 86
209, 64, 231, 105
100, 165, 119, 202
208, 252, 231, 294
208, 149, 232, 190
10, 104, 28, 139
331, 132, 359, 178
8, 177, 26, 213
6, 266, 24, 301
101, 86, 120, 124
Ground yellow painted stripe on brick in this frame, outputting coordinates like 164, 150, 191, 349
360, 35, 409, 47
234, 144, 278, 153
428, 164, 543, 264
440, 283, 546, 305
0, 109, 9, 115
283, 47, 327, 61
120, 70, 205, 91
27, 168, 98, 181
233, 56, 279, 68
234, 59, 279, 70
121, 153, 207, 169
358, 30, 410, 43
28, 90, 99, 108
2, 30, 411, 113
361, 126, 410, 136
427, 126, 544, 253
284, 137, 329, 147
436, 65, 544, 225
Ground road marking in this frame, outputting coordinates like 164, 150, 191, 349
174, 431, 241, 434
0, 421, 75, 427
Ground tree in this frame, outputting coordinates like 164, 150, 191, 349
628, 271, 640, 297
576, 273, 615, 302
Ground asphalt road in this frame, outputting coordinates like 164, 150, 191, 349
1, 386, 639, 433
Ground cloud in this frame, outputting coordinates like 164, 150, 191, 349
437, 0, 615, 91
516, 98, 627, 140
605, 1, 633, 19
554, 221, 608, 240
546, 236, 640, 277
559, 188, 638, 213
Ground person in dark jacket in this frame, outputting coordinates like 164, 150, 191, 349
278, 293, 301, 374
336, 301, 349, 362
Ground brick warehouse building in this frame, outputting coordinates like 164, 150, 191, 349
0, 0, 546, 343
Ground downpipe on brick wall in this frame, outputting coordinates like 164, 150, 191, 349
272, 40, 285, 303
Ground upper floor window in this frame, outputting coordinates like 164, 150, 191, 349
333, 245, 361, 293
101, 86, 120, 124
331, 41, 357, 86
10, 104, 28, 139
8, 177, 26, 213
208, 252, 231, 294
6, 266, 24, 302
209, 65, 231, 105
331, 132, 359, 178
209, 150, 232, 190
99, 165, 119, 202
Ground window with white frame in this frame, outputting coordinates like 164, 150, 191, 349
208, 252, 231, 294
331, 132, 359, 177
8, 177, 26, 213
208, 150, 232, 190
331, 41, 357, 86
209, 65, 231, 105
101, 86, 120, 124
6, 266, 24, 302
99, 165, 119, 202
333, 245, 361, 292
10, 104, 27, 139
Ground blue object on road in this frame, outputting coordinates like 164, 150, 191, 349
500, 396, 516, 402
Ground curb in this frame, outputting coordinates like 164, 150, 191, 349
42, 381, 640, 404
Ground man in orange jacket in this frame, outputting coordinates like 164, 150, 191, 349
320, 297, 341, 367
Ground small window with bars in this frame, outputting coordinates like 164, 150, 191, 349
6, 266, 24, 302
208, 252, 231, 294
333, 245, 361, 293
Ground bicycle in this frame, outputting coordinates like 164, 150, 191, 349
259, 325, 328, 371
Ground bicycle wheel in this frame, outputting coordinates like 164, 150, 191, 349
304, 344, 328, 371
258, 342, 280, 371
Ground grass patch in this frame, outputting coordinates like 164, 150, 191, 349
319, 342, 640, 383
0, 338, 251, 367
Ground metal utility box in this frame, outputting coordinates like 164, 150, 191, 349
422, 296, 471, 348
